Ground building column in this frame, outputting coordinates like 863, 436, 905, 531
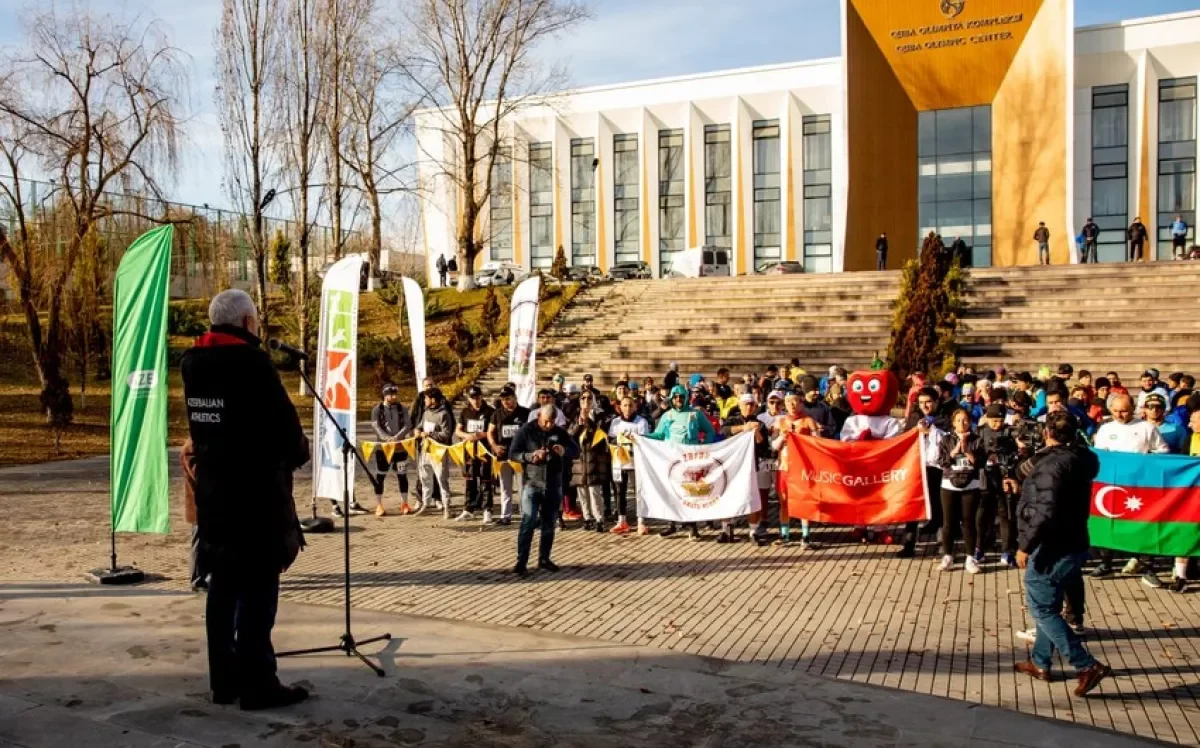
552, 119, 570, 264
685, 103, 703, 249
731, 98, 753, 275
640, 109, 660, 276
781, 93, 804, 263
596, 115, 614, 273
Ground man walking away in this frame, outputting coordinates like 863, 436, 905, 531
1127, 216, 1148, 262
1172, 214, 1189, 259
1015, 412, 1111, 696
436, 254, 448, 287
181, 289, 309, 710
1033, 222, 1051, 265
370, 384, 412, 515
510, 405, 580, 576
488, 387, 530, 525
875, 232, 888, 271
1081, 217, 1100, 264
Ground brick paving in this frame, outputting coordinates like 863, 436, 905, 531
3, 459, 1200, 745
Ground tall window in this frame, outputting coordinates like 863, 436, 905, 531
1158, 77, 1197, 259
752, 119, 781, 267
570, 138, 595, 267
489, 152, 513, 261
918, 106, 992, 266
528, 143, 554, 269
658, 129, 685, 270
803, 115, 833, 273
1091, 85, 1129, 263
613, 134, 639, 264
704, 124, 731, 249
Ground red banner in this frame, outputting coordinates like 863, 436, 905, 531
784, 430, 930, 525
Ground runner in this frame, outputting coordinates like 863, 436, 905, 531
487, 386, 530, 526
608, 395, 650, 535
455, 385, 495, 523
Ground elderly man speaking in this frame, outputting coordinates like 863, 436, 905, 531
181, 289, 310, 711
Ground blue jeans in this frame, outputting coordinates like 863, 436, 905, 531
1024, 549, 1096, 672
517, 484, 560, 569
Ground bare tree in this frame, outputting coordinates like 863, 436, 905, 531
404, 0, 586, 290
215, 0, 281, 334
0, 8, 185, 425
344, 30, 419, 273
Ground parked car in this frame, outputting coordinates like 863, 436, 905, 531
606, 261, 652, 280
665, 246, 731, 278
757, 261, 805, 275
474, 261, 527, 287
566, 265, 605, 284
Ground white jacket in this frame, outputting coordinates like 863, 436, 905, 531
1093, 419, 1169, 454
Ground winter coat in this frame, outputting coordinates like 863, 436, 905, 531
371, 401, 411, 443
509, 421, 580, 492
1017, 444, 1099, 571
570, 417, 612, 486
417, 402, 456, 451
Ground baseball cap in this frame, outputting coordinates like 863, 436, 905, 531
773, 379, 792, 391
962, 383, 975, 396
628, 381, 639, 391
689, 373, 704, 388
1015, 371, 1033, 384
565, 383, 580, 394
537, 387, 555, 397
1144, 393, 1167, 408
985, 403, 1006, 419
739, 393, 756, 405
583, 373, 594, 382
1142, 368, 1160, 380
381, 383, 398, 395
500, 386, 516, 399
552, 373, 565, 384
467, 385, 483, 398
767, 390, 784, 401
800, 375, 820, 393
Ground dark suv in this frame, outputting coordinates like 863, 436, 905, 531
607, 261, 652, 280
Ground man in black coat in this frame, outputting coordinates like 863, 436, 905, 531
509, 405, 581, 576
1014, 411, 1110, 696
181, 289, 309, 711
875, 232, 888, 271
1127, 216, 1148, 262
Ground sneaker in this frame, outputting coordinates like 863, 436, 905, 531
398, 502, 412, 516
410, 499, 426, 516
1091, 562, 1112, 578
800, 538, 817, 551
753, 534, 770, 547
435, 501, 445, 511
636, 523, 651, 536
374, 503, 387, 517
455, 511, 474, 522
897, 543, 916, 559
1069, 620, 1086, 636
1141, 572, 1164, 589
1172, 576, 1188, 594
972, 548, 985, 564
1015, 628, 1037, 643
772, 534, 791, 547
965, 556, 981, 575
938, 555, 954, 572
689, 526, 702, 541
496, 517, 512, 526
348, 502, 369, 516
538, 559, 560, 572
658, 524, 678, 538
583, 519, 596, 531
442, 506, 451, 520
240, 683, 309, 711
716, 531, 731, 544
562, 510, 583, 521
610, 520, 631, 535
1074, 662, 1112, 697
511, 564, 529, 578
482, 510, 494, 524
1122, 558, 1144, 575
879, 533, 895, 546
999, 552, 1017, 568
331, 502, 346, 519
595, 522, 606, 534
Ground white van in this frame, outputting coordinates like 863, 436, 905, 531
665, 246, 732, 278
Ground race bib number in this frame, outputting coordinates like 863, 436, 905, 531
423, 421, 438, 434
466, 418, 486, 434
501, 424, 519, 439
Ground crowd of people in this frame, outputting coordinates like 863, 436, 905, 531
356, 361, 1199, 587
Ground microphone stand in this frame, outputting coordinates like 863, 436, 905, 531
277, 363, 391, 677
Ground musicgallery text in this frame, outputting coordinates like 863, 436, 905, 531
891, 14, 1024, 54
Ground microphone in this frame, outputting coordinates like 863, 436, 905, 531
268, 338, 309, 361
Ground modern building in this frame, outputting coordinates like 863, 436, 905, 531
415, 1, 1200, 278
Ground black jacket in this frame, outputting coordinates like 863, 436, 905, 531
1017, 444, 1099, 569
570, 416, 612, 486
371, 401, 410, 442
876, 236, 888, 253
937, 431, 985, 489
800, 400, 838, 439
1128, 222, 1148, 244
181, 325, 307, 571
510, 421, 580, 491
1082, 221, 1100, 241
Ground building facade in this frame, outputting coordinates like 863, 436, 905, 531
416, 1, 1200, 278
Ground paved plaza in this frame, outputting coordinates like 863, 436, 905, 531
2, 455, 1199, 745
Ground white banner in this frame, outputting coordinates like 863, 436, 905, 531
401, 276, 426, 387
507, 275, 540, 408
313, 254, 364, 503
634, 431, 761, 522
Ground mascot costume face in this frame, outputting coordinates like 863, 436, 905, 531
841, 370, 903, 442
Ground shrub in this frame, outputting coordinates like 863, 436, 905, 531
481, 284, 503, 343
447, 311, 475, 376
167, 302, 208, 337
886, 233, 964, 380
550, 245, 568, 279
269, 230, 291, 291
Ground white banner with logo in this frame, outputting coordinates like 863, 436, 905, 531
634, 431, 761, 522
313, 254, 364, 503
507, 275, 541, 408
401, 276, 426, 387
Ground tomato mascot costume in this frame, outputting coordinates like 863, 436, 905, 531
838, 370, 905, 543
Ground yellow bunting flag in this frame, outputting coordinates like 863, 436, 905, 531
361, 441, 377, 461
506, 460, 524, 474
447, 442, 466, 466
381, 442, 396, 462
591, 429, 607, 448
610, 444, 631, 465
400, 438, 418, 460
426, 440, 449, 463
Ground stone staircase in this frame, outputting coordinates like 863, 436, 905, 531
473, 261, 1200, 394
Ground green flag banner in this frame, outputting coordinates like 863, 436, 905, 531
110, 224, 173, 533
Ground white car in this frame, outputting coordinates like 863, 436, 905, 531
474, 262, 527, 287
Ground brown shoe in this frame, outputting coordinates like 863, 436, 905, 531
1074, 662, 1111, 697
1014, 660, 1051, 682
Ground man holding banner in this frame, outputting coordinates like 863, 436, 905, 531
182, 289, 310, 710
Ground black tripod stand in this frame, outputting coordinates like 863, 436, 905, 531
277, 366, 391, 677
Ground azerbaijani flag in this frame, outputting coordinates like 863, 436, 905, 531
1089, 450, 1200, 557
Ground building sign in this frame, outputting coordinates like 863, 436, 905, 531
890, 13, 1025, 54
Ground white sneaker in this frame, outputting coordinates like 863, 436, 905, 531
442, 506, 451, 520
455, 511, 474, 522
1015, 628, 1037, 643
938, 554, 954, 572
965, 556, 981, 575
482, 510, 494, 524
411, 500, 427, 516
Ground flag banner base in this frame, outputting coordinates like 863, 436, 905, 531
301, 516, 337, 534
84, 566, 145, 586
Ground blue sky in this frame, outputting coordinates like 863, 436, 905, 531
1, 0, 1197, 214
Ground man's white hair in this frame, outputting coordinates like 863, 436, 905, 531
209, 289, 257, 328
538, 404, 557, 422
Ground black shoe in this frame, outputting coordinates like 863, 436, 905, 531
595, 523, 605, 534
1091, 562, 1112, 578
497, 517, 512, 526
897, 543, 916, 559
212, 690, 238, 705
348, 501, 370, 516
240, 684, 309, 711
191, 579, 209, 593
512, 564, 529, 577
753, 534, 770, 547
659, 524, 677, 537
558, 517, 566, 530
538, 559, 560, 572
689, 526, 702, 541
331, 502, 345, 519
583, 519, 596, 531
1172, 576, 1188, 593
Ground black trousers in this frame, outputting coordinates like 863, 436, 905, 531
997, 488, 1020, 554
616, 471, 634, 518
876, 250, 887, 271
206, 563, 281, 696
464, 458, 494, 512
941, 488, 981, 557
1129, 241, 1144, 262
1083, 240, 1097, 263
904, 465, 943, 545
373, 451, 409, 497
